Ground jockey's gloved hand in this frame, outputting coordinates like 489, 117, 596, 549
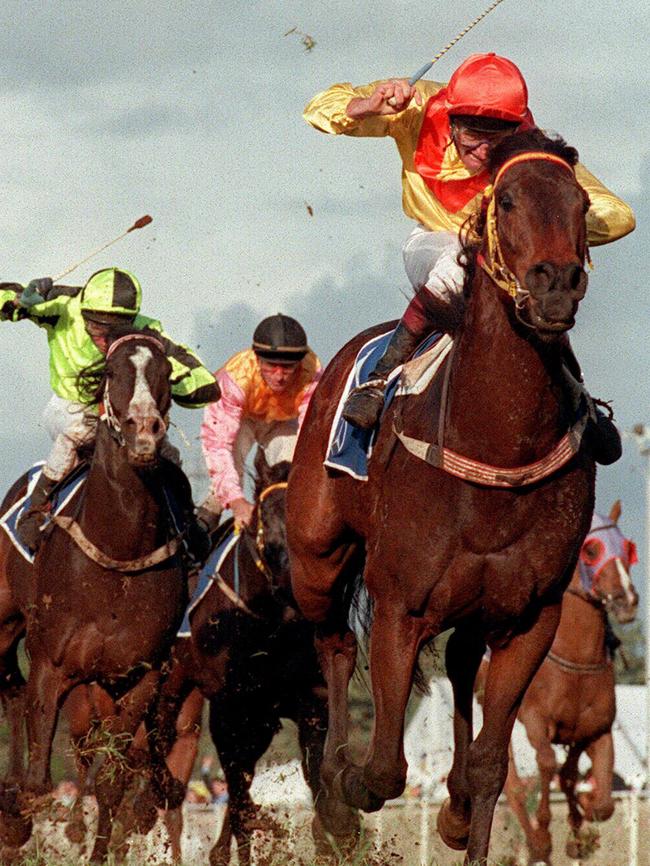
19, 277, 53, 307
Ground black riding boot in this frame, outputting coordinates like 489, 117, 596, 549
342, 321, 425, 430
561, 339, 622, 467
17, 472, 57, 552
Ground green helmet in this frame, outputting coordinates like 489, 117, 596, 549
80, 267, 141, 324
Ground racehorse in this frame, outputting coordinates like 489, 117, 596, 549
490, 500, 638, 865
287, 130, 598, 865
153, 446, 358, 866
0, 329, 190, 862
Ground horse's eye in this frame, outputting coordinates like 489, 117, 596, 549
498, 192, 514, 212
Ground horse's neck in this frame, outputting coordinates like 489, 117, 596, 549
80, 424, 164, 556
551, 570, 607, 664
444, 275, 565, 464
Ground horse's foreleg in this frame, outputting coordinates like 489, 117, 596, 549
560, 744, 587, 860
524, 717, 557, 864
437, 625, 487, 851
296, 691, 360, 853
582, 733, 615, 822
162, 687, 204, 863
90, 670, 160, 865
463, 602, 561, 865
351, 600, 426, 810
208, 696, 277, 866
501, 741, 542, 865
24, 659, 70, 796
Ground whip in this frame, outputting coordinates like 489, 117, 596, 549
53, 215, 153, 282
387, 0, 509, 105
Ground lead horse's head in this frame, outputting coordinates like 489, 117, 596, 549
102, 331, 172, 466
472, 129, 590, 338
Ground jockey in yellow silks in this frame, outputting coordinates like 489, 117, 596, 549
304, 53, 635, 464
0, 267, 219, 553
200, 314, 320, 529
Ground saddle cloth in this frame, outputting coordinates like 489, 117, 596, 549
325, 329, 453, 480
177, 520, 239, 637
0, 463, 88, 564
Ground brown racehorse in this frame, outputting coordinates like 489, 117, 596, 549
0, 329, 190, 863
152, 447, 358, 866
287, 130, 598, 865
485, 500, 638, 865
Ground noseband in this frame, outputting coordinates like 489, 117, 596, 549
477, 151, 590, 321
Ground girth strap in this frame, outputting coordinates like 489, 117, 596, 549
51, 515, 182, 573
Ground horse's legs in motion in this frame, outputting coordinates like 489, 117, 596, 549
161, 687, 204, 863
559, 743, 585, 858
437, 625, 487, 851
295, 690, 360, 855
208, 697, 277, 866
522, 714, 558, 864
454, 603, 561, 865
0, 637, 27, 785
582, 732, 615, 821
501, 741, 542, 866
90, 670, 162, 865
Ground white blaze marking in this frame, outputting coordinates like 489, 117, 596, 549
128, 346, 157, 418
615, 557, 636, 605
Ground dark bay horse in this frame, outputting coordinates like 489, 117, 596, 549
0, 330, 190, 862
491, 500, 638, 865
152, 447, 358, 866
287, 130, 597, 865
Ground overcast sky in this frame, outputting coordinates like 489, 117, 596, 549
0, 1, 648, 610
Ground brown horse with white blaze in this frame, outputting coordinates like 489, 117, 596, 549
288, 131, 598, 864
0, 330, 190, 863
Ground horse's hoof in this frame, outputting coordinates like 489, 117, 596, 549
436, 798, 469, 851
0, 813, 32, 849
153, 775, 186, 811
312, 810, 361, 857
566, 826, 600, 860
336, 766, 384, 813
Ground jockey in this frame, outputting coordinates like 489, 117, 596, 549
0, 267, 220, 553
200, 314, 320, 529
304, 53, 635, 464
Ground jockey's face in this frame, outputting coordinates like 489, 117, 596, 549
452, 122, 514, 173
259, 359, 300, 393
84, 320, 111, 354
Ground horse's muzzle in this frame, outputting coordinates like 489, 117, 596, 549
524, 261, 587, 335
124, 411, 166, 465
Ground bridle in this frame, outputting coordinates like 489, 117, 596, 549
101, 333, 168, 444
238, 481, 289, 585
477, 151, 591, 327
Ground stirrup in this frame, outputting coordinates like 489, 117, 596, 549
342, 379, 387, 430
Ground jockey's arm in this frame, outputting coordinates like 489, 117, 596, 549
0, 282, 76, 324
144, 323, 220, 408
304, 80, 432, 138
200, 370, 247, 509
575, 163, 636, 246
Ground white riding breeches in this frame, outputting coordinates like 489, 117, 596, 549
402, 226, 465, 302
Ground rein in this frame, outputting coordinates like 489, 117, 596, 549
211, 481, 289, 616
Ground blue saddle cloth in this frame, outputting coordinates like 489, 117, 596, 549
177, 522, 239, 637
0, 464, 88, 563
325, 328, 442, 481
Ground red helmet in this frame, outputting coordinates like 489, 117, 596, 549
445, 53, 529, 124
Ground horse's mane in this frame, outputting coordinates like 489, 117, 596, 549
459, 128, 580, 296
77, 324, 165, 406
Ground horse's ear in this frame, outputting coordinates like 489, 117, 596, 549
254, 445, 272, 484
609, 500, 622, 523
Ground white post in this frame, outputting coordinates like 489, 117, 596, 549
631, 424, 650, 788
